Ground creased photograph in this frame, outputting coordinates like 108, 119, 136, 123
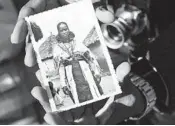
25, 0, 121, 112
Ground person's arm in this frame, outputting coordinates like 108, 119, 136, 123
80, 48, 104, 95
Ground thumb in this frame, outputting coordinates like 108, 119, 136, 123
114, 94, 136, 107
116, 62, 131, 83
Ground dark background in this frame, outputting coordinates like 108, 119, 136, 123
13, 0, 175, 111
2, 0, 175, 124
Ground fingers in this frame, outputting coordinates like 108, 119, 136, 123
31, 86, 51, 112
95, 96, 114, 117
95, 94, 136, 124
45, 0, 60, 10
11, 0, 47, 44
25, 0, 47, 13
60, 0, 100, 4
96, 5, 115, 24
35, 70, 43, 83
116, 62, 131, 83
35, 70, 47, 89
114, 94, 136, 107
24, 43, 37, 67
95, 96, 115, 124
44, 112, 67, 125
83, 107, 98, 125
92, 0, 101, 3
11, 19, 28, 44
11, 8, 34, 44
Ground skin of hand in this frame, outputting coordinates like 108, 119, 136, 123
32, 62, 132, 124
11, 0, 135, 124
10, 0, 103, 67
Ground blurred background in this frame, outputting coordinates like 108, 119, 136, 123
0, 0, 45, 124
1, 0, 175, 125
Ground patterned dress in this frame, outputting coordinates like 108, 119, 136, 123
52, 38, 103, 103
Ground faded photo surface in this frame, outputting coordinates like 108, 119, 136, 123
26, 0, 121, 112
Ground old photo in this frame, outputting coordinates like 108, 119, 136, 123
25, 0, 122, 112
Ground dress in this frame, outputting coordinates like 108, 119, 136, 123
52, 38, 103, 104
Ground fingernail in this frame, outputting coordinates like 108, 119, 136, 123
115, 94, 136, 107
11, 19, 27, 44
44, 113, 54, 125
35, 70, 42, 82
31, 86, 37, 98
43, 114, 48, 121
31, 86, 42, 99
44, 113, 56, 125
24, 44, 36, 67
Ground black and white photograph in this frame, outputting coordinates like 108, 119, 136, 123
2, 0, 175, 124
25, 0, 121, 112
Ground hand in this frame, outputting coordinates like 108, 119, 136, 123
12, 0, 134, 124
33, 62, 134, 125
10, 0, 115, 67
33, 70, 98, 125
116, 62, 131, 83
11, 0, 60, 67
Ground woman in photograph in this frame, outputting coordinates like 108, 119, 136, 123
42, 22, 104, 104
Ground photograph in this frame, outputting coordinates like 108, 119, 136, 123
1, 0, 175, 125
25, 0, 121, 112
